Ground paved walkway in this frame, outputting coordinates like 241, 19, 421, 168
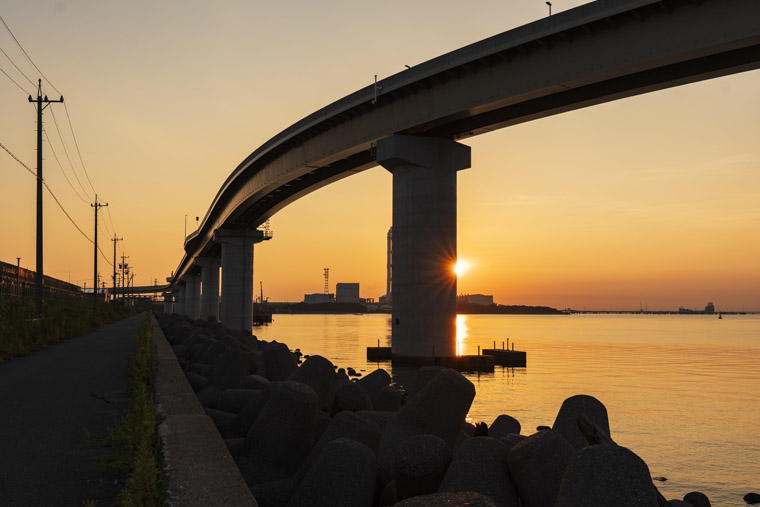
0, 312, 145, 506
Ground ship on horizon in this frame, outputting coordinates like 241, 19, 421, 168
678, 302, 715, 315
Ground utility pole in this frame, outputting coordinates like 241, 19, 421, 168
120, 253, 129, 303
91, 195, 108, 309
111, 235, 122, 302
29, 79, 63, 316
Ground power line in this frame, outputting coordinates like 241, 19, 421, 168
0, 137, 113, 268
0, 16, 115, 243
44, 132, 90, 203
0, 139, 36, 178
0, 46, 35, 86
62, 102, 97, 196
105, 206, 118, 237
98, 220, 112, 240
0, 16, 118, 270
0, 14, 61, 96
49, 106, 92, 200
0, 62, 28, 94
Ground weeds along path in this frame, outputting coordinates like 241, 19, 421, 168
0, 312, 144, 505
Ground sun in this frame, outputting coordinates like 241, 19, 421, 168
454, 259, 470, 277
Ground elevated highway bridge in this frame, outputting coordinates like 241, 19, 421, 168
168, 0, 760, 359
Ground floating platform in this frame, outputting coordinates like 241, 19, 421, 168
481, 348, 527, 367
367, 346, 392, 361
366, 347, 496, 372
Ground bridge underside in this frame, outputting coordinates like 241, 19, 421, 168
172, 0, 760, 348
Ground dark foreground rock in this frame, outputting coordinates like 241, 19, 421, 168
556, 444, 660, 507
683, 491, 711, 507
489, 414, 521, 439
507, 429, 574, 506
395, 434, 452, 501
378, 368, 475, 481
438, 436, 518, 507
393, 491, 500, 506
287, 438, 377, 507
552, 394, 610, 450
156, 312, 720, 507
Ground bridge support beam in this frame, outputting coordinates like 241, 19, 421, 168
176, 283, 187, 316
377, 135, 470, 359
162, 292, 174, 314
183, 274, 201, 320
215, 229, 265, 333
196, 257, 221, 322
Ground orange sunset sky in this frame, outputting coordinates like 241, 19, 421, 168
1, 1, 758, 311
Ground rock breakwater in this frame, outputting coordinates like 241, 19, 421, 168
156, 313, 715, 507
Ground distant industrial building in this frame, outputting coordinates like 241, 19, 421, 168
304, 293, 334, 304
336, 283, 360, 303
457, 294, 494, 306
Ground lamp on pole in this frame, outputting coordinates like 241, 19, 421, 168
546, 1, 552, 17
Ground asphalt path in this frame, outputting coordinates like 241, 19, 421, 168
0, 312, 145, 506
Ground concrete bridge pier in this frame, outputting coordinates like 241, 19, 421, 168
377, 135, 471, 359
214, 229, 265, 333
195, 257, 221, 322
176, 282, 187, 316
183, 274, 201, 320
162, 292, 174, 314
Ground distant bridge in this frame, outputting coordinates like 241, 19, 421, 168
168, 0, 760, 358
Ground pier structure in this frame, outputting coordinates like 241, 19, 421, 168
214, 228, 265, 333
163, 0, 760, 339
195, 256, 221, 322
377, 135, 470, 360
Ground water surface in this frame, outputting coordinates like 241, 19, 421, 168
253, 313, 760, 506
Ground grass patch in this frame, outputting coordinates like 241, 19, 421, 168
107, 313, 163, 506
0, 296, 133, 361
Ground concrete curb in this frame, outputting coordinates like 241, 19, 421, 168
152, 314, 257, 506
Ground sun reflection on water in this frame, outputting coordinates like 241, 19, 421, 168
456, 314, 468, 356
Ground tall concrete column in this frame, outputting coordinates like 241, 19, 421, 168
377, 135, 471, 359
215, 229, 264, 333
162, 292, 174, 314
176, 283, 187, 316
183, 274, 201, 321
196, 257, 221, 322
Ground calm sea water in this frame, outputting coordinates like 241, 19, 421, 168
252, 313, 760, 506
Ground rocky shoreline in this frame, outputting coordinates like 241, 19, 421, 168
156, 312, 725, 507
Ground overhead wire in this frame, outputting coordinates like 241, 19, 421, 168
0, 14, 61, 96
44, 131, 91, 204
48, 109, 117, 239
1, 137, 114, 268
62, 102, 97, 196
104, 207, 118, 239
0, 46, 35, 87
1, 15, 117, 269
1, 139, 36, 178
48, 107, 92, 201
0, 62, 29, 94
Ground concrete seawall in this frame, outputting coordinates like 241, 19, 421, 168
152, 314, 257, 506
